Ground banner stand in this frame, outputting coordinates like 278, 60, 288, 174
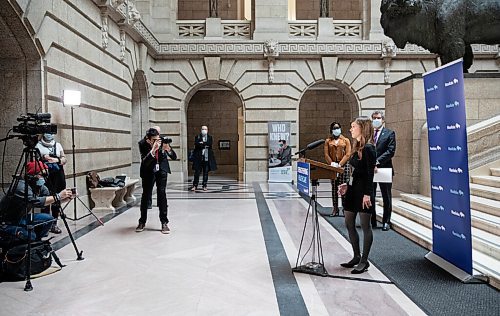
425, 252, 488, 284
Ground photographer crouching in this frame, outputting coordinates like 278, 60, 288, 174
136, 128, 177, 234
0, 161, 75, 242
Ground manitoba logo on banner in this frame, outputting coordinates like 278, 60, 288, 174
423, 59, 473, 276
268, 121, 292, 183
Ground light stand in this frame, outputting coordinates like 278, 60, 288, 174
62, 90, 103, 226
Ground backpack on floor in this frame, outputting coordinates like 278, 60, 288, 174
1, 240, 58, 281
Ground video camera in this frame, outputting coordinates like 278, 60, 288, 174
13, 113, 57, 136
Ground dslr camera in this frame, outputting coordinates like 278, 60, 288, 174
161, 136, 172, 145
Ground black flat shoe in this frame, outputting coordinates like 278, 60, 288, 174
340, 257, 361, 268
351, 261, 370, 274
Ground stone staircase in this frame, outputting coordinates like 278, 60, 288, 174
375, 166, 500, 289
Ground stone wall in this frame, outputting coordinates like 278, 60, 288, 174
187, 89, 241, 176
299, 89, 354, 163
296, 0, 363, 20
4, 0, 152, 215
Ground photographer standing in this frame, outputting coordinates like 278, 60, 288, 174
191, 126, 217, 192
136, 128, 177, 234
36, 133, 67, 234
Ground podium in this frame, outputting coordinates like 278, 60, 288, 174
293, 158, 343, 277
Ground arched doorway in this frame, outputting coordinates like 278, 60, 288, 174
298, 81, 359, 163
131, 71, 149, 179
186, 83, 245, 181
0, 2, 42, 189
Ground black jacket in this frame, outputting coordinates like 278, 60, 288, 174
139, 139, 177, 178
192, 134, 217, 171
0, 180, 50, 224
374, 127, 396, 169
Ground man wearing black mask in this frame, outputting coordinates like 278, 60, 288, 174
136, 128, 177, 234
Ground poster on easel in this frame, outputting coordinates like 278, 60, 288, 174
268, 121, 293, 183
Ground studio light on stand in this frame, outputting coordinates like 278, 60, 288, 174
62, 90, 103, 226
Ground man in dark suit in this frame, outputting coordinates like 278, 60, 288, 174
136, 127, 177, 234
371, 110, 396, 231
191, 126, 217, 192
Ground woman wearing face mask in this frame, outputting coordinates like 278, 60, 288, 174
324, 122, 351, 216
191, 126, 217, 192
36, 133, 67, 234
337, 117, 376, 274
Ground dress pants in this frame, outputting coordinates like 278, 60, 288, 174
193, 161, 209, 187
371, 182, 393, 226
140, 171, 169, 224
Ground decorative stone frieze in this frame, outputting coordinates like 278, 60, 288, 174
119, 28, 126, 61
100, 8, 109, 49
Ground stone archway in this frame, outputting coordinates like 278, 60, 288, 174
0, 2, 42, 188
298, 81, 360, 163
131, 71, 149, 179
184, 82, 245, 181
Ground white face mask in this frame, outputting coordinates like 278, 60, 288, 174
332, 129, 341, 137
372, 119, 383, 129
201, 130, 208, 136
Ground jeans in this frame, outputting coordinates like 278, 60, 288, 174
1, 213, 54, 241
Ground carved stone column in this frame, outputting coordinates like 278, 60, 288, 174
209, 0, 218, 18
320, 0, 329, 18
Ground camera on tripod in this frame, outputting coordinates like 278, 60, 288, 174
13, 113, 57, 136
161, 136, 172, 145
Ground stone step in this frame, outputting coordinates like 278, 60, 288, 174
398, 194, 500, 235
472, 175, 500, 188
491, 168, 500, 177
470, 183, 500, 202
375, 206, 500, 290
390, 200, 500, 261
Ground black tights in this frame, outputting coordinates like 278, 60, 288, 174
344, 211, 373, 263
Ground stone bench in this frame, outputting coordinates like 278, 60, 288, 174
89, 179, 139, 212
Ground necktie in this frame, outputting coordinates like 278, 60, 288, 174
373, 129, 379, 143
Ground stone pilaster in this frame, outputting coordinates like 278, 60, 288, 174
253, 0, 289, 41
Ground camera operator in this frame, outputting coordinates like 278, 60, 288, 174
0, 161, 74, 242
36, 133, 68, 234
136, 128, 177, 234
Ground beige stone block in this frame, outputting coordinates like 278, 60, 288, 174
478, 98, 500, 120
306, 60, 323, 81
351, 72, 385, 92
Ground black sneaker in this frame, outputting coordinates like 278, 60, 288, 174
135, 222, 145, 232
161, 223, 170, 234
50, 224, 62, 234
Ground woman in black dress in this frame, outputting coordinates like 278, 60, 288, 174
338, 117, 376, 274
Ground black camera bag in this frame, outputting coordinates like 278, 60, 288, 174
1, 240, 54, 281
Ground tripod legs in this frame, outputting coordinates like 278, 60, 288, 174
293, 185, 328, 277
59, 210, 84, 261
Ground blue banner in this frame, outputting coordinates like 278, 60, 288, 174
297, 162, 310, 196
423, 59, 472, 274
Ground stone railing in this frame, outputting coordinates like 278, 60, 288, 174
223, 20, 252, 40
332, 20, 362, 39
177, 20, 206, 38
467, 115, 500, 170
288, 20, 317, 38
288, 19, 363, 39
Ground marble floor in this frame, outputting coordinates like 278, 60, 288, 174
0, 180, 424, 315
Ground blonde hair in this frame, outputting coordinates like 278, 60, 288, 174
351, 116, 374, 160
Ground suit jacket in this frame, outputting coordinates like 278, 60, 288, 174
192, 134, 217, 171
139, 139, 177, 178
374, 127, 396, 169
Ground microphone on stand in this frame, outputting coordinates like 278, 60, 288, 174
294, 139, 325, 155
